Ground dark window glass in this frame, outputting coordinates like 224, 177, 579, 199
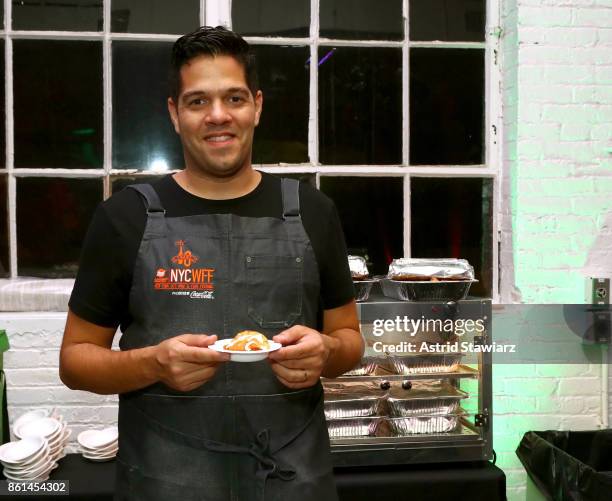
411, 177, 493, 297
113, 41, 183, 171
111, 175, 163, 194
252, 45, 309, 164
0, 40, 4, 168
14, 40, 103, 169
320, 0, 403, 40
0, 175, 8, 278
320, 176, 403, 275
17, 178, 102, 278
410, 0, 485, 42
13, 0, 102, 31
319, 47, 402, 165
111, 0, 199, 34
410, 48, 484, 165
232, 0, 309, 37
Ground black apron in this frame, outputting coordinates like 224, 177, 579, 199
114, 178, 338, 501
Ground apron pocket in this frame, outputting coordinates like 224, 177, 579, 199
246, 255, 303, 329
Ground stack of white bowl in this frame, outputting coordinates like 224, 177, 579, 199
0, 436, 54, 482
13, 410, 70, 462
77, 427, 118, 462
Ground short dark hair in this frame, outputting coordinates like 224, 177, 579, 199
169, 26, 258, 102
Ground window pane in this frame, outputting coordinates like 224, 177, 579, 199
113, 41, 183, 171
111, 0, 199, 34
13, 0, 102, 31
320, 176, 403, 276
17, 178, 102, 278
409, 0, 485, 42
0, 40, 4, 168
319, 47, 402, 165
320, 0, 403, 40
252, 45, 309, 164
410, 177, 493, 297
0, 175, 8, 278
14, 40, 103, 169
233, 0, 309, 37
410, 48, 484, 165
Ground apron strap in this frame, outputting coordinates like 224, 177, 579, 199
281, 178, 300, 219
126, 184, 166, 214
126, 184, 167, 238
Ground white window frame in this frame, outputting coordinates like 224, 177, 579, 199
1, 0, 503, 302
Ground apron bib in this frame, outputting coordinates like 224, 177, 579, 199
113, 179, 338, 501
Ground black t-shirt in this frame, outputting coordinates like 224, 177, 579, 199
69, 172, 355, 330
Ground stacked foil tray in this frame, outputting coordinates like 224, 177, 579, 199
343, 352, 462, 376
324, 380, 467, 438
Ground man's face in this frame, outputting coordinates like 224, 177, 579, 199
168, 55, 262, 178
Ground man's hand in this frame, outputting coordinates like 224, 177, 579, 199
155, 334, 230, 392
267, 326, 336, 389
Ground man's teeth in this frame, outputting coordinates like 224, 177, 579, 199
207, 135, 233, 142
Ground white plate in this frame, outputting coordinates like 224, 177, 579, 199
47, 426, 69, 448
2, 447, 50, 473
15, 418, 60, 440
0, 437, 46, 465
4, 461, 54, 481
209, 339, 282, 362
77, 427, 118, 449
12, 410, 50, 433
82, 451, 116, 462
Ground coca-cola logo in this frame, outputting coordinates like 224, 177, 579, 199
189, 290, 214, 300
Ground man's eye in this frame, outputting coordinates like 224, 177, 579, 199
229, 96, 244, 103
189, 98, 206, 106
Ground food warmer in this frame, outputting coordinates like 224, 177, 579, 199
324, 293, 493, 467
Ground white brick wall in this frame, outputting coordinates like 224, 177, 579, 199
500, 0, 612, 499
1, 313, 118, 453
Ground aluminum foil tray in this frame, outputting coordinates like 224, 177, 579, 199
327, 417, 382, 438
323, 382, 385, 419
387, 381, 468, 417
388, 353, 463, 375
342, 356, 378, 376
353, 279, 377, 302
386, 414, 463, 435
380, 278, 475, 301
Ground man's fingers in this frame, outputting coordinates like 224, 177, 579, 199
268, 356, 320, 370
180, 345, 229, 364
272, 326, 307, 346
175, 334, 217, 347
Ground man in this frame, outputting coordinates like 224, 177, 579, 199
60, 26, 363, 501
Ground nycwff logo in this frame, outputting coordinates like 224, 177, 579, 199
153, 240, 215, 297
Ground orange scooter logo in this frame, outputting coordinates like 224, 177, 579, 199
171, 240, 199, 268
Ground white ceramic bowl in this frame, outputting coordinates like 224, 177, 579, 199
15, 418, 61, 440
77, 427, 118, 450
0, 437, 46, 465
13, 410, 50, 432
209, 339, 282, 362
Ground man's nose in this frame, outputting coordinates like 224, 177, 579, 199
205, 100, 232, 124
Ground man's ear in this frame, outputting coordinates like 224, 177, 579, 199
254, 90, 263, 127
168, 97, 180, 134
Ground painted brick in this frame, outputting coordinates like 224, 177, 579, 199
5, 368, 61, 387
573, 7, 612, 27
558, 377, 602, 396
518, 7, 573, 27
536, 364, 598, 378
540, 252, 590, 268
500, 378, 559, 397
594, 65, 612, 84
541, 104, 597, 124
543, 26, 598, 46
494, 396, 538, 414
560, 123, 593, 141
543, 65, 595, 84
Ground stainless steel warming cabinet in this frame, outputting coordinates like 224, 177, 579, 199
325, 295, 493, 467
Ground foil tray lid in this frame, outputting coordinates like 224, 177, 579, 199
387, 380, 468, 401
348, 255, 369, 279
387, 258, 474, 280
323, 381, 386, 402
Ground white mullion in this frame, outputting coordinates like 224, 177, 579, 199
408, 41, 485, 49
200, 0, 206, 27
103, 0, 111, 199
11, 169, 107, 177
10, 30, 104, 40
403, 174, 411, 258
402, 0, 409, 167
260, 165, 496, 176
308, 0, 319, 166
243, 37, 310, 46
5, 0, 15, 277
109, 33, 183, 42
206, 0, 231, 27
488, 0, 502, 302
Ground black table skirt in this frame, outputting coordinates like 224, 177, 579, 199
2, 454, 506, 500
